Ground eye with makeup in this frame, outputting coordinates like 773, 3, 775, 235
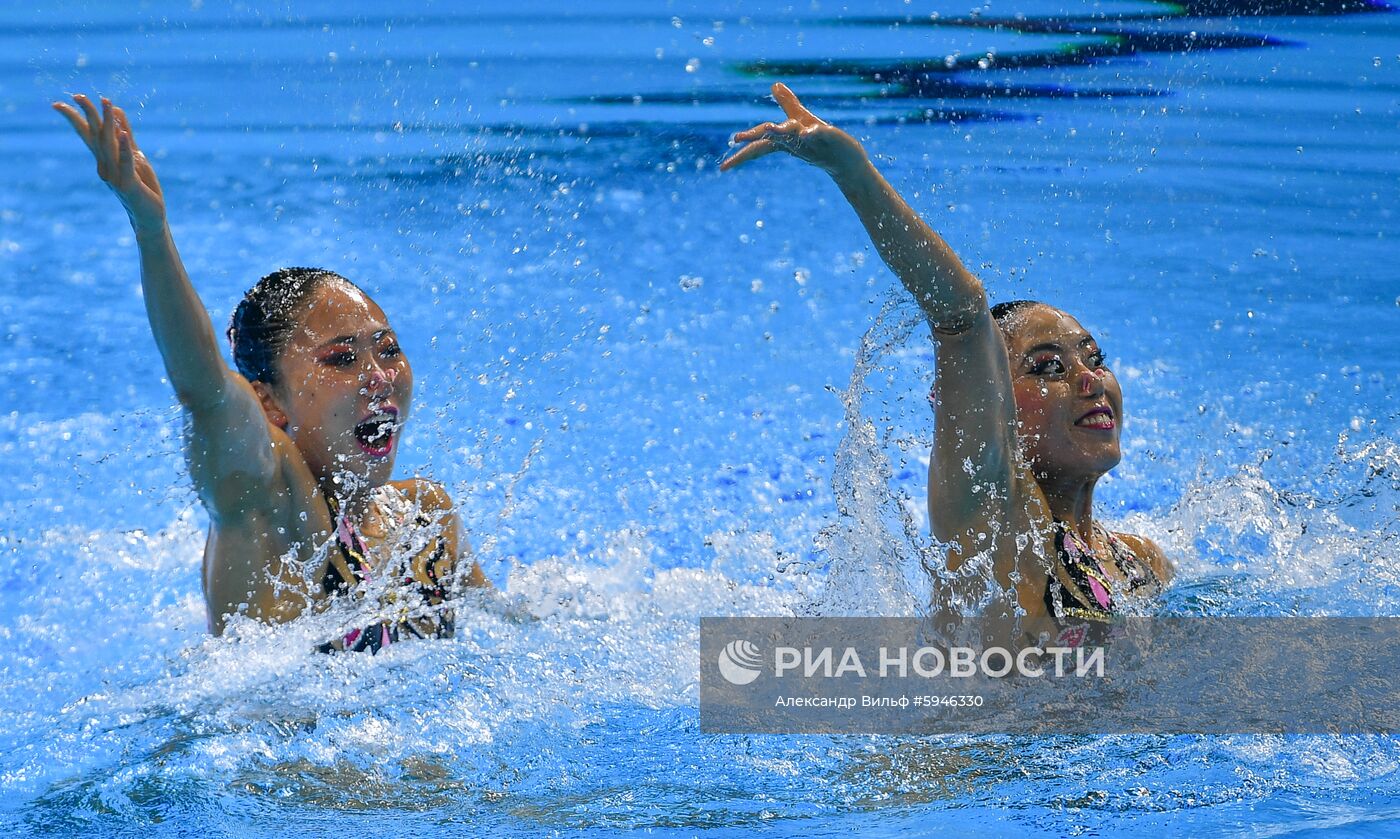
1028, 354, 1065, 376
378, 338, 402, 359
319, 346, 357, 367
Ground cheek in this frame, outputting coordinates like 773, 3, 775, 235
1014, 384, 1073, 437
1105, 375, 1123, 408
397, 361, 415, 404
1013, 384, 1050, 421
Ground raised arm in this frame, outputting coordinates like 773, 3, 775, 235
54, 95, 279, 507
722, 84, 1024, 543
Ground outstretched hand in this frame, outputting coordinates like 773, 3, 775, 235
53, 94, 165, 232
720, 83, 868, 177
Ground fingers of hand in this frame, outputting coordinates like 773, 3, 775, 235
771, 83, 816, 123
113, 108, 148, 162
52, 102, 94, 147
734, 119, 802, 146
118, 128, 137, 182
731, 122, 780, 143
113, 107, 139, 151
89, 98, 121, 180
75, 94, 102, 137
100, 98, 120, 158
719, 138, 777, 172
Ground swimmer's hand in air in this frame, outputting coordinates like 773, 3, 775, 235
720, 83, 869, 179
720, 82, 985, 334
53, 94, 165, 234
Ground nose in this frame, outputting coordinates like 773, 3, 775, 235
1076, 364, 1105, 397
363, 360, 398, 393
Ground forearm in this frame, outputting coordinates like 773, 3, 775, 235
830, 160, 986, 332
133, 223, 231, 410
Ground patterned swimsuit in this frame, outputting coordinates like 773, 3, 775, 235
317, 492, 454, 654
1043, 520, 1163, 644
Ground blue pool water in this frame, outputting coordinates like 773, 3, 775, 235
3, 1, 1400, 835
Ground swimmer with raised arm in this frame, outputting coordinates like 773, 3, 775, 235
722, 84, 1172, 645
55, 95, 487, 650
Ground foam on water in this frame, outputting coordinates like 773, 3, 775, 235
6, 301, 1400, 834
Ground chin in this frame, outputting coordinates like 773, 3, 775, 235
1038, 446, 1121, 483
1085, 448, 1122, 475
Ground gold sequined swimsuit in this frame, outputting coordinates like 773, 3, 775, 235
317, 494, 453, 654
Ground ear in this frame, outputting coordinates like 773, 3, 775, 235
250, 381, 290, 430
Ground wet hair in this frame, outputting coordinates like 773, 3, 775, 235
227, 267, 353, 387
989, 299, 1044, 326
990, 299, 1048, 338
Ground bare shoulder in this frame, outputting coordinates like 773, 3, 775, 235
390, 477, 474, 552
1113, 531, 1174, 584
392, 478, 454, 513
393, 479, 490, 589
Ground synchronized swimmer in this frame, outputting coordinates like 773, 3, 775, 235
722, 84, 1172, 646
55, 94, 488, 652
56, 83, 1173, 650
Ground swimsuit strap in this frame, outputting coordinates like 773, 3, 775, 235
322, 494, 372, 595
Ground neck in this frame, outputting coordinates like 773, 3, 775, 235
1037, 471, 1100, 543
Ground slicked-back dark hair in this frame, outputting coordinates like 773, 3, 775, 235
227, 267, 353, 387
989, 299, 1044, 327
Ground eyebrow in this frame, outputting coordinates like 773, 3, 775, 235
1022, 342, 1062, 358
1021, 337, 1096, 358
315, 329, 394, 349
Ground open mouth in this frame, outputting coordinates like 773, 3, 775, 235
353, 410, 400, 457
1075, 407, 1116, 430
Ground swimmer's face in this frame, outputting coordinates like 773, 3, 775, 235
1000, 305, 1122, 484
265, 281, 414, 489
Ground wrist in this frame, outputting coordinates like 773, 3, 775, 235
130, 216, 170, 243
829, 156, 879, 193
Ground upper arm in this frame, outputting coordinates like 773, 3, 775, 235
183, 372, 282, 516
927, 304, 1023, 543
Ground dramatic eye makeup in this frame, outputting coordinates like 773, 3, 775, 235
374, 331, 402, 359
1029, 354, 1065, 376
315, 335, 359, 366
